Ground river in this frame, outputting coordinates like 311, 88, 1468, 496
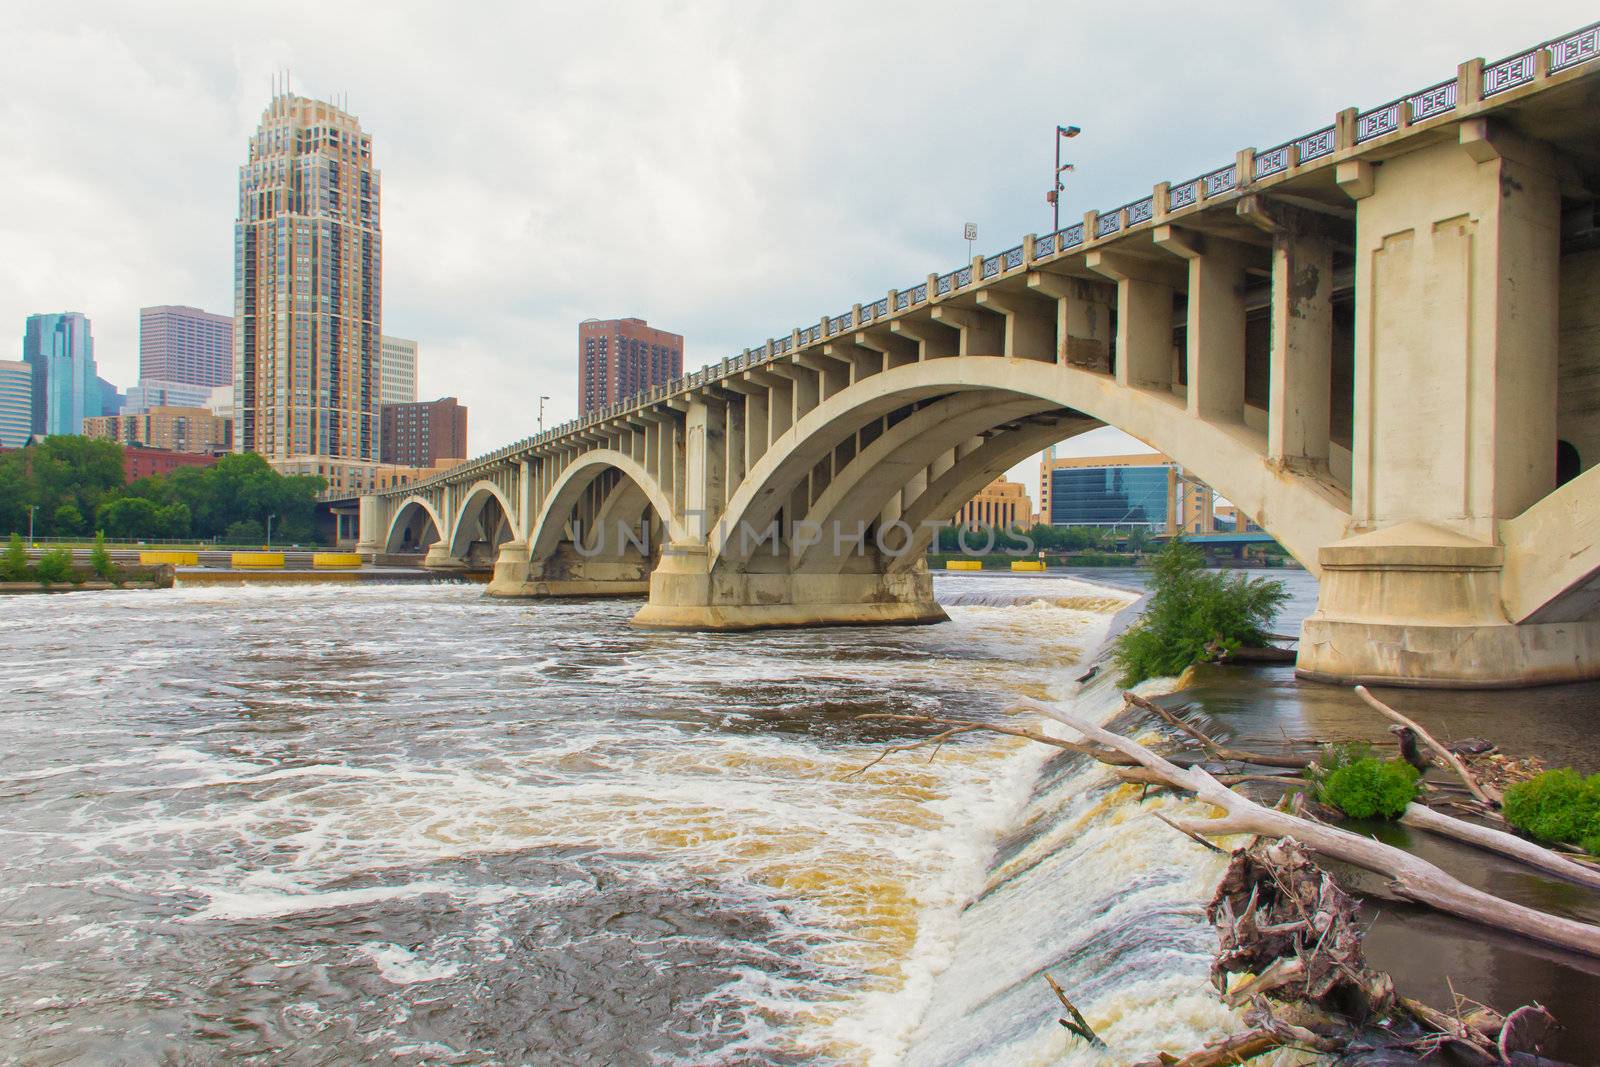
1, 571, 1596, 1063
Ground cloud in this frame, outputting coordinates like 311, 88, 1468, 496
2, 0, 1590, 483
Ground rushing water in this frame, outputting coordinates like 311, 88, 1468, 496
4, 570, 1597, 1064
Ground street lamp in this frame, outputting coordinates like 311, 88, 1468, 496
538, 396, 551, 432
266, 513, 276, 550
1049, 124, 1081, 235
28, 505, 38, 545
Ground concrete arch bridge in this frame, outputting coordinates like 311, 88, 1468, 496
362, 24, 1600, 688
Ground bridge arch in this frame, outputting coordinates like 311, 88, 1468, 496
447, 480, 518, 563
529, 449, 684, 562
384, 496, 446, 555
712, 357, 1349, 575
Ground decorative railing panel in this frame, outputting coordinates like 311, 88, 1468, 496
1202, 164, 1236, 197
1002, 245, 1024, 270
1550, 22, 1600, 71
911, 283, 928, 303
1484, 49, 1539, 96
1254, 143, 1291, 178
954, 266, 971, 287
1295, 126, 1336, 163
981, 254, 1002, 278
1355, 99, 1402, 141
1408, 79, 1456, 121
1034, 233, 1056, 257
1125, 197, 1154, 226
829, 314, 851, 334
1060, 222, 1085, 249
1168, 179, 1200, 210
895, 291, 910, 310
1095, 211, 1121, 237
936, 271, 955, 295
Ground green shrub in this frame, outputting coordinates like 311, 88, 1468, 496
225, 519, 265, 545
1113, 539, 1289, 685
34, 547, 74, 586
1317, 758, 1420, 819
1503, 769, 1600, 855
1, 533, 27, 582
90, 531, 116, 581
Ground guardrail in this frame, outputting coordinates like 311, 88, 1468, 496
374, 19, 1600, 502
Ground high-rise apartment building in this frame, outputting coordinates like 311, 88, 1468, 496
235, 92, 381, 464
22, 312, 100, 435
380, 334, 417, 406
140, 305, 233, 387
380, 396, 467, 467
578, 318, 683, 414
0, 360, 31, 447
84, 406, 233, 454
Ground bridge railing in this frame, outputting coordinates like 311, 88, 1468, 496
372, 19, 1600, 503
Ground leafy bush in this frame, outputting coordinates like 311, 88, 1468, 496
1312, 753, 1420, 820
90, 531, 116, 581
34, 547, 74, 586
1, 533, 28, 582
1503, 769, 1600, 855
1113, 539, 1289, 685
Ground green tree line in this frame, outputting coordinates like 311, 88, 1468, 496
0, 438, 326, 543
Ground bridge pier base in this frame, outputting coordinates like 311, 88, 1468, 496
422, 544, 468, 572
485, 541, 651, 599
631, 547, 948, 630
1296, 523, 1600, 688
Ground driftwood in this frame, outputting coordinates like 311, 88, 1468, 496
1356, 685, 1503, 807
1043, 973, 1104, 1047
1400, 801, 1600, 891
1007, 696, 1600, 959
1122, 691, 1310, 770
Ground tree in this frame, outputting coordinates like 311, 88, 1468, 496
34, 546, 74, 585
90, 531, 115, 581
96, 497, 161, 540
1, 533, 27, 581
1113, 538, 1289, 685
225, 519, 265, 544
53, 503, 84, 536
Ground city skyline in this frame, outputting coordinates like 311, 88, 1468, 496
3, 2, 1590, 498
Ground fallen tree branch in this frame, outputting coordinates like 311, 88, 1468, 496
1400, 801, 1600, 891
849, 713, 1135, 769
1043, 973, 1104, 1047
1006, 696, 1600, 959
1123, 691, 1310, 770
1355, 686, 1502, 807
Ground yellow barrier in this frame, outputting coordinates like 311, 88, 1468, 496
945, 559, 983, 571
312, 552, 363, 569
1011, 560, 1047, 572
231, 551, 285, 569
140, 550, 199, 566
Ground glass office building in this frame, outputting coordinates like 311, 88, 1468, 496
1047, 463, 1175, 528
22, 312, 100, 436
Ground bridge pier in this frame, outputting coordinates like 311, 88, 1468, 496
1298, 523, 1600, 688
485, 540, 651, 599
631, 545, 946, 630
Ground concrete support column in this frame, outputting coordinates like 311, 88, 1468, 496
1298, 122, 1581, 688
1028, 273, 1115, 372
356, 495, 383, 557
975, 289, 1056, 361
1155, 226, 1253, 423
930, 305, 1005, 356
1085, 251, 1182, 392
685, 397, 726, 542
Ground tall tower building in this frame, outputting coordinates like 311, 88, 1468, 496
379, 334, 417, 405
22, 312, 100, 436
578, 318, 683, 414
0, 360, 32, 447
140, 305, 233, 387
234, 92, 381, 463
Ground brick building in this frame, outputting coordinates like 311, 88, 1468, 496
578, 318, 683, 414
380, 396, 467, 467
84, 405, 233, 454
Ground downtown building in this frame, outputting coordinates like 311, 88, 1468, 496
128, 305, 234, 415
234, 92, 381, 478
0, 360, 31, 447
84, 405, 233, 454
22, 312, 101, 436
379, 334, 417, 406
380, 396, 466, 467
953, 477, 1035, 529
578, 318, 683, 414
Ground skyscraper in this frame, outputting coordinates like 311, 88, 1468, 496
578, 318, 683, 414
140, 305, 233, 387
379, 334, 417, 406
379, 396, 467, 467
22, 312, 100, 435
0, 360, 31, 447
234, 92, 381, 463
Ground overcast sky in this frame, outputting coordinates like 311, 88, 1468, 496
3, 1, 1590, 502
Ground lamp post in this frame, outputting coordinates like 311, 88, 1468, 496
266, 513, 275, 550
1049, 124, 1081, 234
28, 505, 37, 545
538, 396, 551, 432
